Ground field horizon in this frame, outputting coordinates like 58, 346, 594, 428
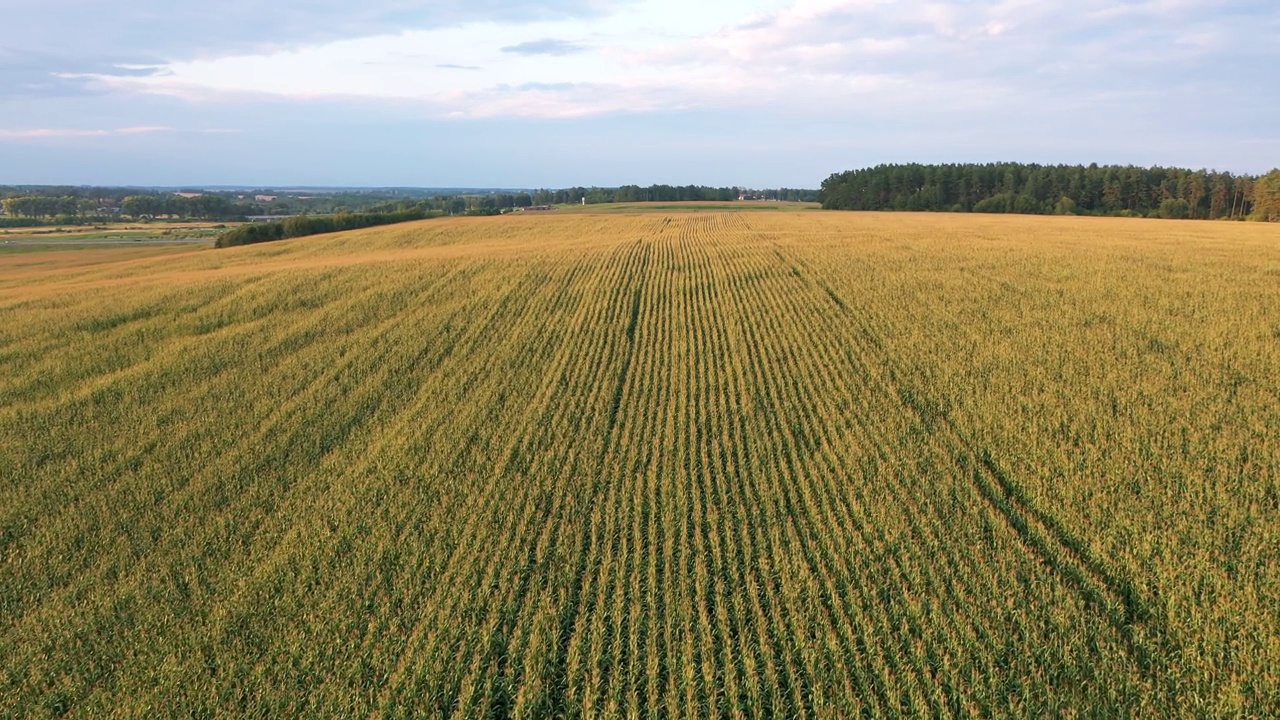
2, 210, 1278, 717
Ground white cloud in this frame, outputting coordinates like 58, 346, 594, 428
0, 0, 641, 100
58, 1, 939, 117
22, 0, 1280, 127
6, 0, 634, 63
0, 126, 172, 140
0, 126, 238, 141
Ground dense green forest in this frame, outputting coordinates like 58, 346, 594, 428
821, 163, 1280, 220
1255, 170, 1280, 221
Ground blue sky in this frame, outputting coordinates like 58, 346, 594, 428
0, 0, 1276, 187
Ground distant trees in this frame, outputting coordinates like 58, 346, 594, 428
1252, 170, 1280, 222
215, 209, 437, 248
2, 196, 95, 219
121, 194, 238, 220
2, 184, 825, 229
120, 196, 161, 217
820, 163, 1274, 220
519, 185, 816, 206
400, 186, 819, 215
1157, 198, 1191, 220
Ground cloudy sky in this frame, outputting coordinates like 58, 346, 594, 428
0, 0, 1275, 187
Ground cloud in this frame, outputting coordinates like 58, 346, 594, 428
500, 39, 590, 56
28, 0, 1279, 133
0, 126, 239, 141
0, 126, 172, 139
0, 54, 132, 99
515, 82, 578, 91
0, 0, 632, 99
3, 1, 1277, 186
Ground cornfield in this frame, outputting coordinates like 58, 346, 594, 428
1, 211, 1277, 717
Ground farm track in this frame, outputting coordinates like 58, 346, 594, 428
1, 212, 1278, 717
794, 257, 1175, 695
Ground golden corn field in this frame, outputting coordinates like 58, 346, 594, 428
1, 211, 1278, 717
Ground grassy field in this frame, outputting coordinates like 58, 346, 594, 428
1, 211, 1278, 717
0, 221, 231, 248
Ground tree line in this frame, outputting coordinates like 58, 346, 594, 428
539, 185, 817, 204
408, 186, 818, 214
121, 195, 246, 220
1254, 171, 1280, 222
820, 163, 1280, 220
2, 184, 822, 227
214, 209, 438, 248
1, 193, 254, 224
547, 185, 740, 205
1, 196, 103, 219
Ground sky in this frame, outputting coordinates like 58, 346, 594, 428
0, 0, 1276, 188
